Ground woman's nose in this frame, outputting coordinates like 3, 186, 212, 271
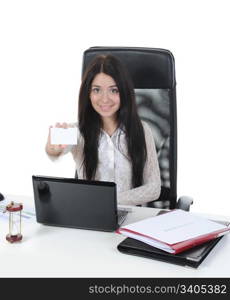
100, 91, 110, 103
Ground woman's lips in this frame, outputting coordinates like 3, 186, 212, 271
99, 105, 113, 112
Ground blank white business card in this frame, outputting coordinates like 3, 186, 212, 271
50, 127, 78, 145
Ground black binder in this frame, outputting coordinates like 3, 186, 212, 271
117, 236, 223, 268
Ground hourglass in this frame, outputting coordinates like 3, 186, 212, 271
5, 201, 23, 243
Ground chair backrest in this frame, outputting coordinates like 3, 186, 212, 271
81, 47, 177, 209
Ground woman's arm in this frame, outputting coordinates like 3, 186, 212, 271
117, 122, 161, 206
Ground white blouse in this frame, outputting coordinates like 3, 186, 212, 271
55, 121, 161, 206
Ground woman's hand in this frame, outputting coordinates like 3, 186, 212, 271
45, 122, 69, 156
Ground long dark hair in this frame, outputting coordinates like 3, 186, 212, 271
78, 54, 147, 188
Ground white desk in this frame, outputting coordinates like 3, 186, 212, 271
0, 194, 230, 278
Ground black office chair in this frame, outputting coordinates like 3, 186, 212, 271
81, 46, 193, 211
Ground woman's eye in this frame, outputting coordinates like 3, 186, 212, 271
92, 88, 100, 93
111, 88, 119, 94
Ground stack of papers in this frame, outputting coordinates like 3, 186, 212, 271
117, 209, 230, 254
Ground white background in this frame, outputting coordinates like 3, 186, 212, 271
0, 0, 229, 215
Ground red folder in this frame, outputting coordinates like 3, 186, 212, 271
117, 227, 229, 254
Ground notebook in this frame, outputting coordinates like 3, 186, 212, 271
117, 236, 224, 268
32, 175, 128, 232
117, 211, 230, 268
117, 209, 230, 254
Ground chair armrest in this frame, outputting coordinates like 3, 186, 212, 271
176, 196, 194, 211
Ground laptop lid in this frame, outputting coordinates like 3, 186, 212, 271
32, 175, 119, 232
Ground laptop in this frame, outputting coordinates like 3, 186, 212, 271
32, 175, 128, 232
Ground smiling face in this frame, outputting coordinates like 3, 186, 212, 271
90, 73, 120, 123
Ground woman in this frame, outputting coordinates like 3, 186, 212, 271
46, 54, 161, 206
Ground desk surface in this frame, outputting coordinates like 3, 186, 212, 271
0, 194, 230, 278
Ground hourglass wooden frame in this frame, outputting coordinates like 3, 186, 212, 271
5, 201, 23, 243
